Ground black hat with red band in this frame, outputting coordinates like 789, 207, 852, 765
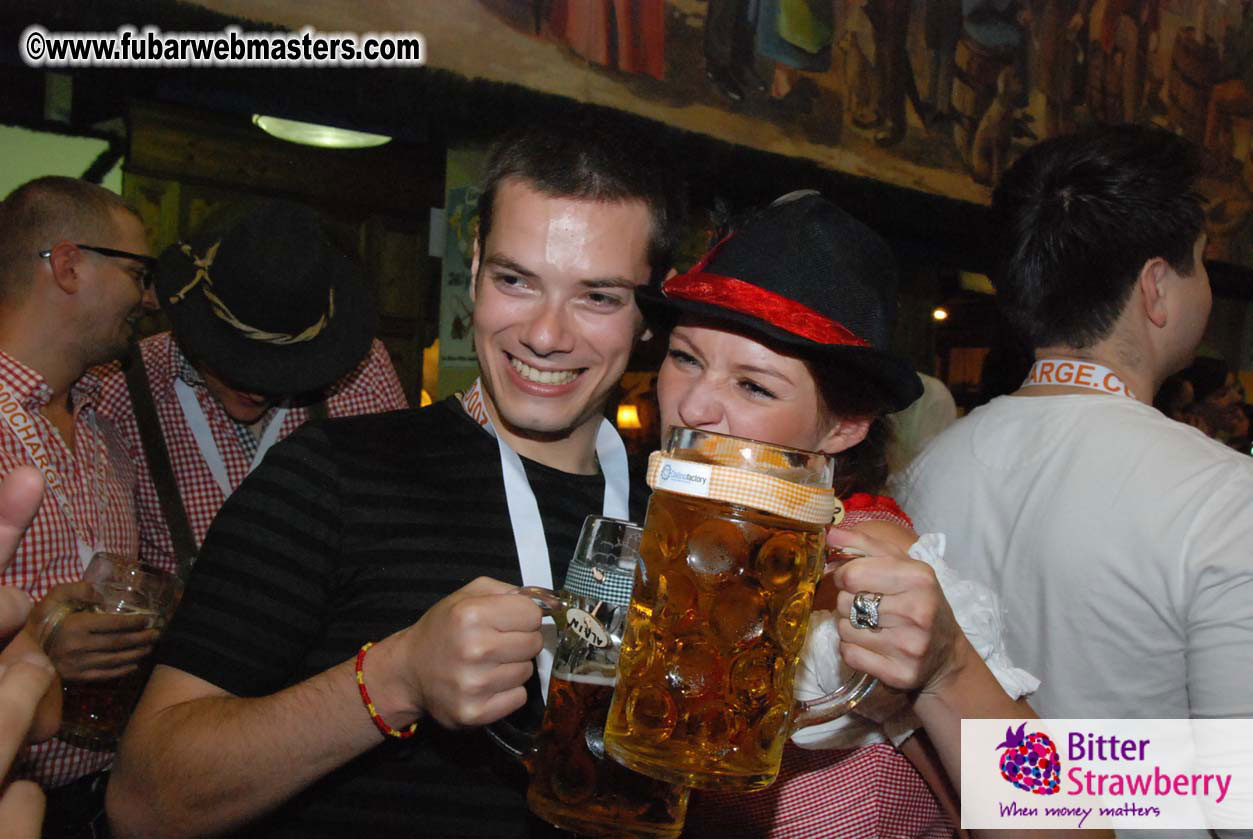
636, 191, 923, 412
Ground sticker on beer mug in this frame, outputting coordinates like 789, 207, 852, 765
565, 607, 611, 649
654, 458, 714, 498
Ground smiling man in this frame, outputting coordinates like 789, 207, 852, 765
108, 115, 683, 839
0, 176, 157, 835
469, 175, 656, 471
94, 201, 407, 575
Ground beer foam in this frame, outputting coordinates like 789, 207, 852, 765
559, 671, 617, 687
100, 604, 157, 616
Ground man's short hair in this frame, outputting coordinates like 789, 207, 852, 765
476, 113, 685, 285
0, 176, 136, 303
990, 125, 1205, 350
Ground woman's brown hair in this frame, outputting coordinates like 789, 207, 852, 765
806, 355, 897, 498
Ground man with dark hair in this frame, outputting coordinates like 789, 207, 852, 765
899, 126, 1253, 753
474, 117, 682, 287
990, 125, 1207, 354
109, 115, 681, 838
0, 176, 157, 832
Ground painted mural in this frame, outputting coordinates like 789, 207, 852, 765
190, 0, 1253, 266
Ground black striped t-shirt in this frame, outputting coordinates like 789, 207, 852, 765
155, 398, 648, 838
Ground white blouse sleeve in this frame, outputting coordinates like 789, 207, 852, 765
792, 532, 1039, 750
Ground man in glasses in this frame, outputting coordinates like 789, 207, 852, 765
94, 200, 407, 577
0, 175, 158, 836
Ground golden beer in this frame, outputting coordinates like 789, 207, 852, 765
527, 671, 689, 838
59, 603, 162, 751
603, 428, 852, 792
59, 554, 179, 751
605, 491, 826, 791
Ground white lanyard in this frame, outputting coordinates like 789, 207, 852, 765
1022, 358, 1137, 400
174, 379, 289, 498
0, 379, 100, 570
459, 380, 629, 699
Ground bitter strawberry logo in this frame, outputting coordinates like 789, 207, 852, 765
997, 722, 1061, 795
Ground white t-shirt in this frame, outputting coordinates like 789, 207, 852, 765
888, 372, 958, 475
898, 393, 1253, 723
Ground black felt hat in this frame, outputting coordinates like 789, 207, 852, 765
154, 200, 374, 396
636, 192, 922, 411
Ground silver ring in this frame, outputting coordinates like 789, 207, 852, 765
850, 591, 883, 631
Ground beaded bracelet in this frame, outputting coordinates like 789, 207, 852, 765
355, 642, 419, 739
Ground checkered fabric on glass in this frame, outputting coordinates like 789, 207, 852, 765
562, 559, 636, 607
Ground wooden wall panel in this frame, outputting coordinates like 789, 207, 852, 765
123, 100, 441, 405
127, 101, 442, 214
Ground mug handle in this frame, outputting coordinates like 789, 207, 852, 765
790, 552, 878, 730
517, 585, 564, 619
482, 586, 569, 762
790, 671, 878, 731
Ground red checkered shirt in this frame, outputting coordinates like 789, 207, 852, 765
0, 351, 140, 788
94, 333, 408, 570
684, 497, 954, 839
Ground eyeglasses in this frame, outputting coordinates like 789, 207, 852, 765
39, 244, 158, 290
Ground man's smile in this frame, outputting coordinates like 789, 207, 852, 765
507, 353, 583, 386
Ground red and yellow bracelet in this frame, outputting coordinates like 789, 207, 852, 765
355, 642, 419, 739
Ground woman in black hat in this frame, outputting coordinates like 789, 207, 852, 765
640, 193, 1071, 838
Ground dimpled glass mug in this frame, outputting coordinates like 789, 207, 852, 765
602, 428, 876, 791
59, 552, 181, 751
488, 517, 689, 839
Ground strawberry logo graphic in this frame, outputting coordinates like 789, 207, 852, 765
996, 722, 1061, 795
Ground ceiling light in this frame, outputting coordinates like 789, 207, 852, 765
932, 307, 949, 321
252, 114, 390, 149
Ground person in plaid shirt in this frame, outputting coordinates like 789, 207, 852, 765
0, 177, 156, 836
95, 201, 407, 575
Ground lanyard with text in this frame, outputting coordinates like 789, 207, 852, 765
175, 379, 289, 498
0, 379, 100, 570
459, 379, 629, 700
1021, 358, 1137, 400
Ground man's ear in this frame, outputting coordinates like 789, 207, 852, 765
469, 238, 481, 304
45, 241, 83, 294
815, 415, 872, 456
1139, 256, 1170, 329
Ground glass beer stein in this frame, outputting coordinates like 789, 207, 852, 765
60, 553, 181, 751
603, 428, 876, 791
489, 516, 689, 839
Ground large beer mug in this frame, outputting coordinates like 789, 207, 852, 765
603, 428, 875, 791
490, 517, 689, 838
59, 552, 181, 751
